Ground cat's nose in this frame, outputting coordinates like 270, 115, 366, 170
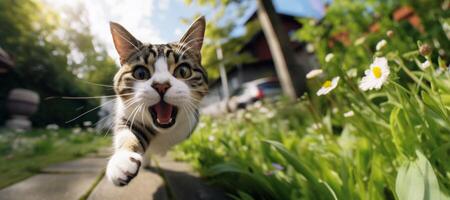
152, 82, 171, 95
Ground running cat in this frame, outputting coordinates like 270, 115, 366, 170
106, 17, 207, 186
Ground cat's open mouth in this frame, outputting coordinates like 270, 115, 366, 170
149, 101, 178, 128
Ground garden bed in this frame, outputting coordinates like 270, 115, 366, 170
174, 41, 450, 199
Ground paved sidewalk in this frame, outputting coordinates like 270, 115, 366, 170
0, 149, 228, 200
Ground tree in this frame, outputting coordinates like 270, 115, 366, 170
182, 1, 257, 82
0, 0, 118, 126
256, 0, 306, 99
61, 4, 118, 96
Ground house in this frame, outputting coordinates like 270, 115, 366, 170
201, 11, 320, 107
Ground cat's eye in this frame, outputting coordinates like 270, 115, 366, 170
174, 64, 192, 79
132, 66, 150, 80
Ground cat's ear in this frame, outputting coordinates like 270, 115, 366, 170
179, 16, 206, 54
110, 22, 142, 65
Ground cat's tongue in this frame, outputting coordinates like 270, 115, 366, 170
154, 101, 173, 124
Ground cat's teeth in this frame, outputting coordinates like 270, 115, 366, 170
157, 118, 172, 124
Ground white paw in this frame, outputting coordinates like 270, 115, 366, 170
106, 150, 142, 186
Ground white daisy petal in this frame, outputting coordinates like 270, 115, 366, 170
359, 80, 370, 91
419, 60, 431, 70
343, 111, 354, 117
354, 36, 366, 46
359, 57, 390, 91
376, 39, 387, 51
346, 68, 358, 78
317, 76, 340, 96
306, 69, 323, 79
372, 57, 386, 67
325, 53, 334, 63
316, 88, 325, 96
331, 77, 340, 86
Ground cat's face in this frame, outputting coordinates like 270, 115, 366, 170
110, 17, 207, 129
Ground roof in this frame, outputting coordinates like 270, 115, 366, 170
242, 0, 329, 23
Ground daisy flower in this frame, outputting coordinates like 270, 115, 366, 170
386, 30, 394, 38
359, 57, 390, 91
419, 60, 431, 70
306, 69, 323, 79
343, 111, 354, 118
317, 77, 340, 96
346, 68, 358, 78
311, 123, 322, 130
325, 53, 334, 63
376, 39, 387, 51
354, 36, 366, 46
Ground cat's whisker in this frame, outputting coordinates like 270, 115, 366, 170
183, 101, 198, 117
180, 26, 201, 49
179, 24, 202, 44
179, 38, 205, 58
181, 105, 194, 134
102, 97, 139, 137
122, 98, 141, 111
140, 103, 146, 126
184, 97, 200, 107
184, 98, 200, 105
106, 98, 138, 127
184, 101, 200, 134
103, 117, 117, 137
179, 38, 203, 52
57, 93, 135, 100
93, 113, 112, 127
189, 88, 208, 92
188, 95, 202, 102
65, 98, 118, 124
179, 36, 203, 49
124, 102, 142, 130
188, 103, 199, 118
177, 27, 203, 54
112, 28, 141, 52
177, 39, 202, 57
185, 96, 202, 104
130, 103, 144, 134
189, 108, 200, 122
75, 79, 118, 88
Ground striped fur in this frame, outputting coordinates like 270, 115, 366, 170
113, 43, 208, 101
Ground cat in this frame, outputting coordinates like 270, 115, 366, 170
106, 16, 208, 186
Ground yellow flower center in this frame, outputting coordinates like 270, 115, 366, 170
322, 80, 332, 88
372, 66, 382, 78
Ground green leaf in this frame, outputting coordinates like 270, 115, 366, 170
395, 151, 444, 200
237, 191, 255, 200
207, 163, 277, 198
263, 140, 333, 199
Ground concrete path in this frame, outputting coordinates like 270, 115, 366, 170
0, 149, 228, 200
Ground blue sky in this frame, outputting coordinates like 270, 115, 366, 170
48, 0, 329, 62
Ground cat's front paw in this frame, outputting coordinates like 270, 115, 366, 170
106, 150, 142, 186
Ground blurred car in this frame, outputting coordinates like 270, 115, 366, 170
227, 77, 282, 111
200, 99, 229, 117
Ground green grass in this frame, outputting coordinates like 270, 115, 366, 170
0, 128, 110, 189
173, 47, 450, 199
